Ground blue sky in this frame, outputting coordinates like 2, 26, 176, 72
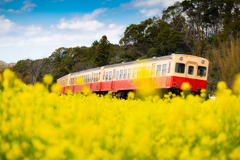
0, 0, 180, 63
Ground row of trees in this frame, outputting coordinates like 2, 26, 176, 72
10, 0, 240, 92
12, 35, 115, 83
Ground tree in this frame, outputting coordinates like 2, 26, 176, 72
27, 59, 44, 84
93, 35, 112, 67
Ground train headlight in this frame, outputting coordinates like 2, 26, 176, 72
179, 57, 183, 60
201, 60, 205, 64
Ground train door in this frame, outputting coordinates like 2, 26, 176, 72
185, 62, 198, 91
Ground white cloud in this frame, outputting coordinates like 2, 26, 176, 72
139, 8, 162, 17
109, 23, 116, 28
57, 18, 104, 31
0, 15, 42, 36
82, 8, 108, 21
123, 0, 181, 8
0, 15, 16, 35
121, 0, 183, 17
0, 11, 125, 63
0, 0, 37, 13
56, 8, 107, 31
21, 0, 37, 12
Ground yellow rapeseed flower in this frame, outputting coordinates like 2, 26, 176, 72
128, 92, 135, 100
43, 74, 53, 85
51, 83, 62, 94
76, 77, 84, 85
0, 70, 240, 159
232, 73, 240, 94
181, 82, 191, 91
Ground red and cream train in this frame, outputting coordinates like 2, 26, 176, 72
57, 54, 209, 97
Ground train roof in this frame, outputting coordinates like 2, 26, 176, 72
57, 54, 205, 80
104, 54, 173, 68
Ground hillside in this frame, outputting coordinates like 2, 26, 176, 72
0, 60, 15, 71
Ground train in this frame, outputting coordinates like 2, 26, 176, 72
57, 54, 209, 97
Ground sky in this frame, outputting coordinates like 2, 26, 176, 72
0, 0, 180, 63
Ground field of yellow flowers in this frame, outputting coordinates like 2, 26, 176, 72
1, 69, 240, 160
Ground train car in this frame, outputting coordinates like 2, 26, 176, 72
57, 54, 209, 97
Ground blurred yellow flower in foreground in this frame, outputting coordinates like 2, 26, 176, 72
181, 82, 191, 91
0, 68, 240, 160
43, 74, 53, 85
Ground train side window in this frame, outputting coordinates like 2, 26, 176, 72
157, 65, 162, 76
124, 69, 127, 79
96, 73, 98, 82
90, 75, 91, 83
175, 63, 185, 73
109, 71, 112, 80
133, 68, 137, 78
113, 70, 116, 79
168, 62, 171, 73
188, 66, 194, 75
162, 64, 167, 76
120, 70, 123, 80
152, 64, 156, 76
106, 72, 109, 81
99, 72, 101, 81
116, 71, 119, 80
128, 69, 132, 79
197, 66, 206, 77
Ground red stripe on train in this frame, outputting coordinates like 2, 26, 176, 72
62, 76, 207, 94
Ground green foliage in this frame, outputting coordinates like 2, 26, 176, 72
93, 35, 112, 67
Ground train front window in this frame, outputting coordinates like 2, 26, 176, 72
175, 63, 185, 73
197, 66, 206, 77
188, 66, 194, 75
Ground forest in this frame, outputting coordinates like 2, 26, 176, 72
3, 0, 240, 93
